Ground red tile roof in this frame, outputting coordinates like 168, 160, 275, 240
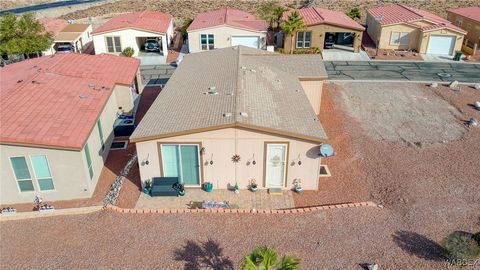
448, 7, 480, 23
367, 4, 466, 33
0, 54, 140, 150
283, 7, 365, 31
188, 8, 267, 32
40, 18, 69, 35
92, 10, 173, 35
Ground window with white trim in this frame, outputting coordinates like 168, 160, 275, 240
10, 157, 35, 192
390, 32, 410, 45
105, 36, 122, 53
97, 119, 105, 152
30, 155, 55, 191
201, 34, 214, 50
296, 31, 311, 48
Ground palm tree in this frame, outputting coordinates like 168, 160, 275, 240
272, 6, 287, 30
280, 10, 306, 54
242, 246, 301, 270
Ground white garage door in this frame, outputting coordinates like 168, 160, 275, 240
231, 36, 260, 49
426, 35, 455, 55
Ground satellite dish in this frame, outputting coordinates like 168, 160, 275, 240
319, 144, 335, 157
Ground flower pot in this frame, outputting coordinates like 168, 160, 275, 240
204, 183, 213, 193
143, 187, 151, 194
251, 187, 258, 192
178, 190, 185, 197
234, 189, 240, 194
295, 186, 303, 193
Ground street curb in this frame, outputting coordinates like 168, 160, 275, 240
104, 201, 379, 215
0, 206, 103, 221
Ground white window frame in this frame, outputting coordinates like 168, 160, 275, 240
105, 36, 122, 53
296, 31, 312, 48
390, 32, 410, 45
160, 143, 201, 187
200, 34, 214, 50
9, 156, 35, 193
29, 155, 56, 192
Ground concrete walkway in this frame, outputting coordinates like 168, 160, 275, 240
322, 49, 370, 61
325, 61, 480, 83
135, 189, 295, 210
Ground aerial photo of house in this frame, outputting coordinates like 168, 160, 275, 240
0, 1, 479, 269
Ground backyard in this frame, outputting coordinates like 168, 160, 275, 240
1, 82, 479, 269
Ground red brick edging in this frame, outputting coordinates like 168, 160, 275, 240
104, 201, 379, 214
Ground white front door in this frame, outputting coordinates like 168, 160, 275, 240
426, 35, 455, 55
231, 36, 260, 49
265, 143, 288, 188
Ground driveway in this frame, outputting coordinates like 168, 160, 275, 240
421, 54, 464, 62
325, 61, 480, 82
322, 49, 370, 61
140, 65, 176, 86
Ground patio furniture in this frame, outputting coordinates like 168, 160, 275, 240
201, 200, 230, 209
150, 177, 179, 196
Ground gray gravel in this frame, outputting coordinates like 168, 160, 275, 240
337, 82, 466, 144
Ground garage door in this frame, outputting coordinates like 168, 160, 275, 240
231, 36, 260, 49
426, 35, 455, 55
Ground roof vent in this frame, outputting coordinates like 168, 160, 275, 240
239, 112, 248, 117
31, 80, 40, 84
223, 112, 233, 117
241, 66, 247, 70
88, 83, 96, 89
204, 86, 218, 95
79, 94, 87, 99
295, 89, 301, 92
250, 69, 256, 73
17, 80, 23, 83
226, 93, 234, 96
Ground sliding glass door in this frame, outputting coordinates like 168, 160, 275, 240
161, 144, 200, 186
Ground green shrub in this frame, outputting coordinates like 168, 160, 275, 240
347, 7, 361, 20
121, 47, 135, 57
442, 232, 480, 261
474, 232, 480, 246
292, 47, 320, 54
277, 48, 284, 53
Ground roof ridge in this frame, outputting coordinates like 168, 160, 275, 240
234, 46, 241, 123
312, 7, 325, 21
397, 4, 424, 19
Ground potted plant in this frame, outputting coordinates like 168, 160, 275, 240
177, 184, 185, 197
293, 178, 303, 193
234, 182, 240, 194
143, 180, 152, 194
204, 182, 213, 192
250, 179, 258, 192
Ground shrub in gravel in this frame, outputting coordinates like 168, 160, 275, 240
242, 246, 301, 270
474, 232, 480, 246
442, 231, 480, 262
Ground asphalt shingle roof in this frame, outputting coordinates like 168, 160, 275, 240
131, 46, 327, 142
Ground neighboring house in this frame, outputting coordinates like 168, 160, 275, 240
366, 4, 466, 55
131, 46, 329, 191
447, 7, 480, 55
92, 10, 174, 65
0, 54, 141, 205
187, 8, 268, 53
42, 19, 93, 55
282, 7, 365, 53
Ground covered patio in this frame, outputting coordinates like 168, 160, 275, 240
135, 189, 295, 210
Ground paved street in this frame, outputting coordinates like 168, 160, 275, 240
325, 61, 480, 83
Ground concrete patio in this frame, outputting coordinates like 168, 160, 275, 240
135, 189, 295, 210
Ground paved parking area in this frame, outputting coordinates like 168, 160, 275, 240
140, 64, 176, 86
325, 61, 480, 82
135, 189, 294, 210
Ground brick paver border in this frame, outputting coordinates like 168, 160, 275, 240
104, 201, 379, 214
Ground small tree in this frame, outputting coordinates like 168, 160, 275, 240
242, 246, 301, 270
179, 18, 193, 39
121, 47, 134, 57
272, 6, 287, 30
442, 232, 480, 262
0, 13, 53, 58
347, 7, 361, 20
258, 1, 286, 30
280, 10, 305, 54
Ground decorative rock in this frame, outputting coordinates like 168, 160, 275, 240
468, 118, 478, 127
449, 81, 459, 89
474, 83, 480, 90
367, 264, 379, 270
475, 101, 480, 111
430, 82, 438, 88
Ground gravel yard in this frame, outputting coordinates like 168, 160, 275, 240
1, 82, 479, 269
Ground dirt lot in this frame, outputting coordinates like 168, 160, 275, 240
2, 82, 479, 269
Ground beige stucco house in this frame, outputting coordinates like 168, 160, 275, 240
131, 46, 329, 192
447, 7, 480, 55
0, 54, 141, 205
187, 8, 268, 53
41, 18, 93, 55
282, 7, 365, 54
366, 4, 466, 55
92, 10, 174, 65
